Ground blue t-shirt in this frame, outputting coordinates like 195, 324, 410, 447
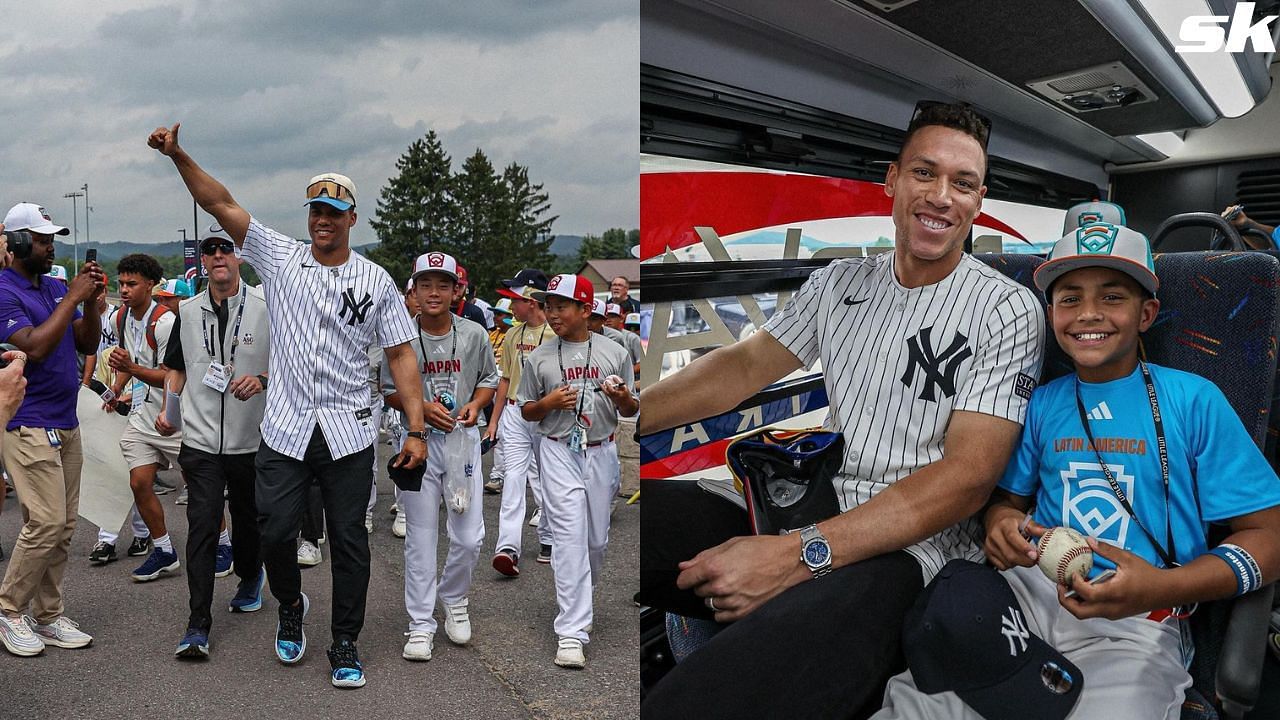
1000, 363, 1280, 577
0, 268, 83, 430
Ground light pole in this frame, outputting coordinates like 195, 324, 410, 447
63, 190, 84, 265
81, 183, 90, 248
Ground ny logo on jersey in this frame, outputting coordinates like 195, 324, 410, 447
339, 288, 374, 326
900, 326, 972, 402
1000, 606, 1030, 656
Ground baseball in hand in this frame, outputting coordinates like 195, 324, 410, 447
1036, 527, 1093, 586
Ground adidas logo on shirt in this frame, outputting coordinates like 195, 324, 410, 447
1087, 401, 1113, 421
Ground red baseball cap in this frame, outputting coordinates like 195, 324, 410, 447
532, 274, 594, 305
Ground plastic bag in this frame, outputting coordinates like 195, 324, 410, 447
443, 428, 476, 514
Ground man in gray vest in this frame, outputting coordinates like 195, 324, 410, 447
157, 225, 270, 658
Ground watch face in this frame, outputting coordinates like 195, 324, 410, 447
804, 539, 830, 567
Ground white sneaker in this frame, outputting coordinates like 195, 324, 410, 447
364, 511, 374, 534
28, 616, 92, 649
528, 508, 542, 527
554, 637, 585, 669
440, 598, 471, 645
402, 630, 433, 661
392, 512, 407, 539
0, 614, 43, 656
297, 540, 322, 567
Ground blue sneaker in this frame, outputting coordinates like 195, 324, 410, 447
214, 545, 234, 578
275, 592, 308, 664
174, 627, 209, 659
228, 568, 266, 613
131, 548, 180, 582
328, 639, 366, 688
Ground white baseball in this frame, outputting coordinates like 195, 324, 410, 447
1036, 527, 1093, 586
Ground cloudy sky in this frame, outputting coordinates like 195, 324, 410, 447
0, 0, 638, 253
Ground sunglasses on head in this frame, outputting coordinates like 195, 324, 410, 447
201, 240, 236, 256
306, 180, 355, 205
910, 100, 992, 147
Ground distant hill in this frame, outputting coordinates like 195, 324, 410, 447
550, 234, 583, 258
54, 240, 183, 264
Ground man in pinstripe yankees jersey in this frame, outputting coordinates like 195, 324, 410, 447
639, 102, 1045, 718
148, 122, 428, 690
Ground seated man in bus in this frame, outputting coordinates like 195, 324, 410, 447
874, 224, 1280, 720
638, 101, 1046, 719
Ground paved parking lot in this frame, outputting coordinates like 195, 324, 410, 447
0, 441, 639, 719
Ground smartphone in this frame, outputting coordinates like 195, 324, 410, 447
481, 435, 498, 455
1064, 568, 1117, 599
85, 248, 97, 264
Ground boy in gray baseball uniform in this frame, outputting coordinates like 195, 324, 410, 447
516, 274, 638, 669
385, 252, 498, 663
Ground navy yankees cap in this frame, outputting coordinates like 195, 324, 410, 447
386, 454, 425, 493
904, 560, 1083, 720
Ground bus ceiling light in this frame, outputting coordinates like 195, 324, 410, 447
1132, 0, 1260, 118
1134, 131, 1186, 157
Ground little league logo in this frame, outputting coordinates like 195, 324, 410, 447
1076, 224, 1119, 255
548, 276, 562, 291
1060, 462, 1132, 547
428, 253, 445, 267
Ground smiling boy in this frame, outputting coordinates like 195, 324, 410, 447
874, 224, 1280, 719
517, 274, 637, 669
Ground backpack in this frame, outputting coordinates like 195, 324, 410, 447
116, 302, 171, 366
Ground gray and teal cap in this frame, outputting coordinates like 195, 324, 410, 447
1034, 222, 1158, 297
1062, 201, 1126, 234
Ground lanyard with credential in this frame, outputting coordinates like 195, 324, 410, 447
1073, 361, 1177, 569
201, 285, 248, 370
557, 336, 594, 430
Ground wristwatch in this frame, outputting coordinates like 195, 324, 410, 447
797, 524, 833, 579
405, 430, 427, 441
256, 374, 268, 389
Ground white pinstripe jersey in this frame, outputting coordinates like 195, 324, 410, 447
763, 252, 1045, 580
242, 218, 417, 460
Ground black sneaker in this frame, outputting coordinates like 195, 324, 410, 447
275, 593, 308, 664
127, 536, 152, 557
89, 541, 117, 565
328, 639, 366, 688
536, 543, 552, 564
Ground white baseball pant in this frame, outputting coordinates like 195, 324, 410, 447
539, 436, 620, 643
872, 564, 1190, 720
367, 403, 382, 514
403, 425, 485, 634
494, 404, 549, 558
97, 504, 149, 544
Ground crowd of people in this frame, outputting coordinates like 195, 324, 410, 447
0, 121, 643, 690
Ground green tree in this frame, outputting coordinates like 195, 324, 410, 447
450, 148, 509, 297
574, 227, 635, 269
496, 162, 557, 276
368, 131, 456, 287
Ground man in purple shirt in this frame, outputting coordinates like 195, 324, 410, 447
0, 202, 105, 657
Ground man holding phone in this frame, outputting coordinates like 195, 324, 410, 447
0, 203, 105, 656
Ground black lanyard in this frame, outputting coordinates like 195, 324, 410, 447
557, 336, 593, 429
1073, 361, 1176, 568
201, 285, 247, 368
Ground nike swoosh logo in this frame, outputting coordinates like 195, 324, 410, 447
843, 296, 868, 306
